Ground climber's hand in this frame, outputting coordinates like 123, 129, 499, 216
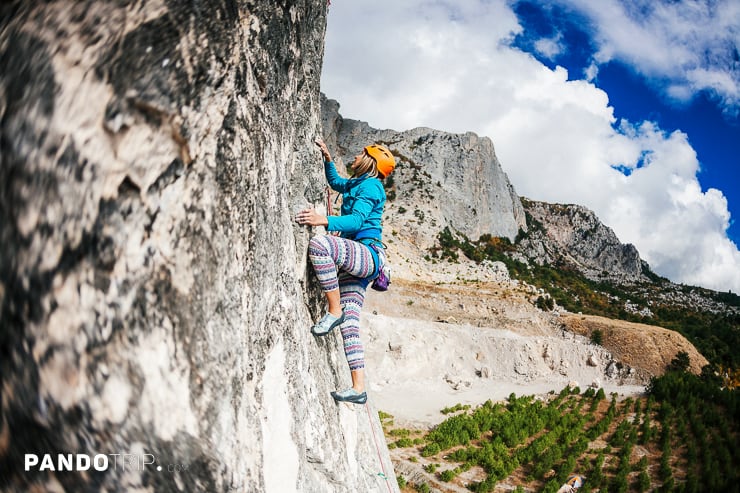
295, 207, 328, 227
315, 137, 332, 162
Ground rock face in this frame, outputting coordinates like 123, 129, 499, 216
517, 198, 643, 283
321, 96, 526, 248
0, 3, 396, 492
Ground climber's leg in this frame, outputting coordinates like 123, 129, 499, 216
326, 288, 341, 317
308, 235, 375, 335
308, 235, 375, 404
337, 271, 367, 392
351, 369, 364, 393
308, 235, 375, 291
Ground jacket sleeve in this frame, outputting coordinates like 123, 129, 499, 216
324, 160, 348, 192
327, 193, 375, 234
327, 180, 382, 234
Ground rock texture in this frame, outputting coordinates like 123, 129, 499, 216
517, 198, 644, 283
0, 2, 396, 492
321, 96, 526, 248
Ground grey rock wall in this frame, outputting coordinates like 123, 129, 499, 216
0, 2, 396, 492
518, 198, 643, 282
321, 96, 526, 248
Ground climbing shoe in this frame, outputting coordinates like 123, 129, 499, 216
330, 388, 367, 405
311, 310, 345, 336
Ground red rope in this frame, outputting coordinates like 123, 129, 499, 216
365, 402, 393, 492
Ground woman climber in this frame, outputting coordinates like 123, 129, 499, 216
295, 137, 396, 405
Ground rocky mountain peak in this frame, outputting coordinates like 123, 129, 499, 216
322, 96, 647, 289
321, 95, 526, 248
517, 198, 644, 283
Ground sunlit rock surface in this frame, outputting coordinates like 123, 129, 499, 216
0, 2, 397, 492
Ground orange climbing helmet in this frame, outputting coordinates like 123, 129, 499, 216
364, 144, 396, 178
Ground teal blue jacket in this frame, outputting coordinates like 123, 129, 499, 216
324, 160, 385, 241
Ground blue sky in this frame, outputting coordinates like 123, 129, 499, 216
510, 0, 740, 245
321, 0, 740, 292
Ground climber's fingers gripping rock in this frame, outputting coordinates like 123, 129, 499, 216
295, 207, 328, 227
315, 137, 331, 162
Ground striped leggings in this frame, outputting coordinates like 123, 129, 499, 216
308, 235, 379, 371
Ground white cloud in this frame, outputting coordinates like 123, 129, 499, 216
599, 123, 740, 291
584, 61, 599, 81
534, 35, 564, 60
555, 0, 740, 112
321, 0, 740, 292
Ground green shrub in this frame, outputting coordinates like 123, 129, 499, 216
441, 403, 471, 414
416, 482, 430, 493
668, 350, 691, 372
421, 443, 440, 457
591, 329, 604, 346
637, 470, 650, 492
536, 295, 555, 311
439, 469, 456, 481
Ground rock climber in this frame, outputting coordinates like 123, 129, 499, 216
295, 137, 395, 405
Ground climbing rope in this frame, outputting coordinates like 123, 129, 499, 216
365, 401, 393, 493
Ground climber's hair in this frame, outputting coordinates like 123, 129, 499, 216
354, 151, 379, 178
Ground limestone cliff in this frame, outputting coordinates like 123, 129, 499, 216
0, 2, 396, 492
321, 96, 526, 249
517, 198, 644, 283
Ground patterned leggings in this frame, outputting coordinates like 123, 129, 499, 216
308, 235, 378, 371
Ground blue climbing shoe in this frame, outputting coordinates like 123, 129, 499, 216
311, 310, 345, 336
331, 388, 367, 404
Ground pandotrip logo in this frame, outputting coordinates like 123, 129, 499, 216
24, 453, 189, 473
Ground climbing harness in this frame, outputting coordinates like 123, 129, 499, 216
365, 402, 393, 493
355, 238, 390, 291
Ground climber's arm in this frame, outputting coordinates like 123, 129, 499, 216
315, 137, 348, 192
326, 194, 374, 234
324, 160, 348, 192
